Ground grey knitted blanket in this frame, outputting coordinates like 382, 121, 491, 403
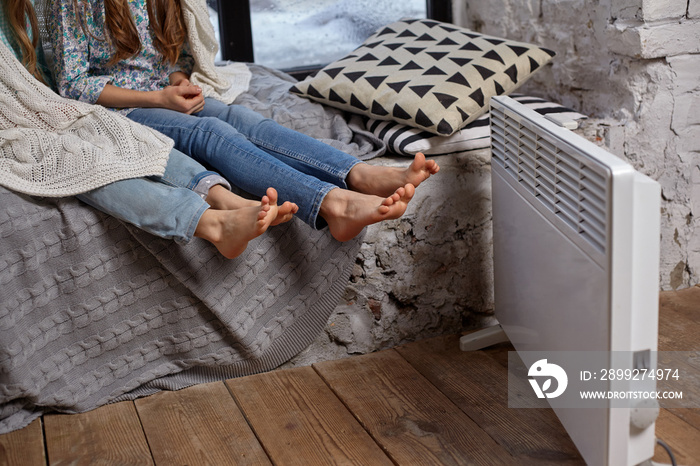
0, 65, 381, 434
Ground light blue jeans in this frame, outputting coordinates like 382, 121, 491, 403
77, 149, 229, 243
127, 99, 363, 229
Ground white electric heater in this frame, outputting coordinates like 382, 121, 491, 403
469, 95, 661, 465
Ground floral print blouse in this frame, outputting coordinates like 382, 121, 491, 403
48, 0, 193, 113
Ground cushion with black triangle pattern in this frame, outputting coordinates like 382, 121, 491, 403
290, 19, 555, 136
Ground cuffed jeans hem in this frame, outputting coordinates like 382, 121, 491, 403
190, 172, 231, 199
307, 184, 336, 230
336, 159, 363, 191
179, 202, 210, 244
76, 177, 211, 244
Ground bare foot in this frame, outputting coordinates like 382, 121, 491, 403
206, 184, 260, 210
346, 152, 439, 198
272, 201, 299, 226
207, 184, 297, 226
195, 188, 280, 258
321, 184, 415, 242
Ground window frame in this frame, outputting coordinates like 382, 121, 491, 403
214, 0, 453, 76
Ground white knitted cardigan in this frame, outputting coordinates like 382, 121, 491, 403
0, 0, 250, 197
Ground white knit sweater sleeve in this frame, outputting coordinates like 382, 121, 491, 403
0, 42, 173, 197
181, 0, 251, 105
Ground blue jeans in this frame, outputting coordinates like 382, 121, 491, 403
127, 98, 363, 228
77, 149, 228, 243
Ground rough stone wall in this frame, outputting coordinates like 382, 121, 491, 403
455, 0, 700, 290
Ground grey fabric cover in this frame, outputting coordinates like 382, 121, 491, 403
0, 65, 373, 433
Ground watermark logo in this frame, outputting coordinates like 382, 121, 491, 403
509, 352, 695, 409
528, 359, 568, 399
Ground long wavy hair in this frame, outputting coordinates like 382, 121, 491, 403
75, 0, 186, 66
1, 0, 45, 83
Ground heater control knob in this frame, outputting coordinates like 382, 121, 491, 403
630, 399, 659, 430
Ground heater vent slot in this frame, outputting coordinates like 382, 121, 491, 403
491, 105, 608, 254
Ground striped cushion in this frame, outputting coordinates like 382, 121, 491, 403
366, 95, 587, 156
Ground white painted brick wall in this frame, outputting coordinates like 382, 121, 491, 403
607, 21, 700, 58
690, 0, 700, 18
456, 0, 700, 289
641, 0, 687, 20
614, 0, 691, 20
612, 0, 642, 19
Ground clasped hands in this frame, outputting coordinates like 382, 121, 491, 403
161, 71, 205, 114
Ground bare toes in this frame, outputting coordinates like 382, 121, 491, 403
266, 187, 279, 204
426, 160, 440, 174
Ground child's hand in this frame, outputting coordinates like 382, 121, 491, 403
169, 71, 191, 87
159, 84, 205, 114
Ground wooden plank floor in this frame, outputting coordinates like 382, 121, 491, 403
1, 286, 699, 465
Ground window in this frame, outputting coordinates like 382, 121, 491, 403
208, 0, 452, 75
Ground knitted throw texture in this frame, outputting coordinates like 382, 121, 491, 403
0, 40, 173, 197
181, 0, 251, 103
